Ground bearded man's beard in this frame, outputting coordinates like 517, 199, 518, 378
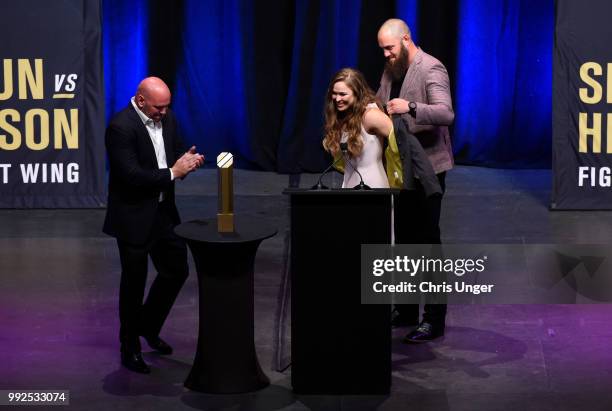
386, 44, 409, 81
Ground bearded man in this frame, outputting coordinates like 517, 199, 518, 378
376, 18, 454, 343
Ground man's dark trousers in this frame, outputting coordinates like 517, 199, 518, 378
394, 172, 447, 327
118, 199, 188, 352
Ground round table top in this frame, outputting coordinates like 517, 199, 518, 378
175, 217, 277, 244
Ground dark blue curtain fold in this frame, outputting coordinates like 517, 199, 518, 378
276, 0, 363, 172
454, 0, 553, 168
102, 0, 148, 122
172, 0, 253, 167
102, 0, 553, 171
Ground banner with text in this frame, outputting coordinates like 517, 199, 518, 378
552, 0, 612, 209
0, 0, 105, 208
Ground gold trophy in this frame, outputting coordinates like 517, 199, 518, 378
217, 152, 234, 232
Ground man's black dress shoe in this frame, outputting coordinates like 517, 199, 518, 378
402, 322, 444, 343
121, 351, 151, 374
142, 335, 173, 355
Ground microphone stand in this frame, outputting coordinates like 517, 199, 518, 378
311, 154, 344, 190
340, 143, 371, 190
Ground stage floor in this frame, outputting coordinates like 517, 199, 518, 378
1, 166, 612, 410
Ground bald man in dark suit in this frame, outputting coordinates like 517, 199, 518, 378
103, 77, 204, 373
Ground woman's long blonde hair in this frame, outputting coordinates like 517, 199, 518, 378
322, 68, 379, 158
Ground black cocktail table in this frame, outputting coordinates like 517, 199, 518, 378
175, 217, 277, 393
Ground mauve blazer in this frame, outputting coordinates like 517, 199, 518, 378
376, 48, 454, 174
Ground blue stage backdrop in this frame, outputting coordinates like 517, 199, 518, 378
0, 0, 106, 207
102, 0, 553, 172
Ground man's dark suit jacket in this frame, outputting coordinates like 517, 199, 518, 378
392, 115, 442, 197
103, 104, 184, 245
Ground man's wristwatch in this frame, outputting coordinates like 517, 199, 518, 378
408, 101, 417, 117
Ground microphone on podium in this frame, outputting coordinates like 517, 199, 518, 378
339, 142, 371, 190
311, 148, 345, 190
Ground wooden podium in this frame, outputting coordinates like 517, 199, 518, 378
284, 188, 397, 395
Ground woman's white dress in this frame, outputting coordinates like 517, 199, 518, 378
341, 107, 389, 189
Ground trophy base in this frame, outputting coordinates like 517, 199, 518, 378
217, 213, 235, 233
